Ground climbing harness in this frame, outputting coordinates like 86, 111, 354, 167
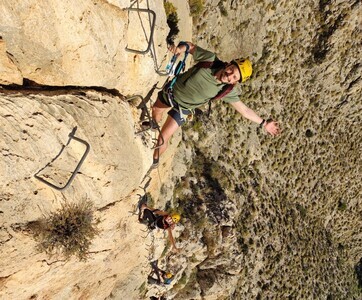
163, 41, 191, 122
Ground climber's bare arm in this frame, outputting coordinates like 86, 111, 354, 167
230, 101, 281, 136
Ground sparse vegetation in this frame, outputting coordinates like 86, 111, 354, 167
218, 0, 228, 16
143, 192, 155, 208
355, 258, 362, 290
30, 199, 99, 261
160, 242, 171, 258
202, 228, 219, 255
175, 270, 198, 297
173, 271, 188, 290
164, 1, 179, 46
337, 200, 347, 211
138, 281, 147, 298
188, 0, 205, 17
210, 35, 220, 49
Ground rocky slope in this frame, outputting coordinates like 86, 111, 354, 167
1, 0, 361, 299
168, 0, 361, 299
0, 0, 188, 299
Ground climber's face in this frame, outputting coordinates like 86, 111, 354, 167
219, 64, 241, 84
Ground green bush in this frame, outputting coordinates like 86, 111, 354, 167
189, 0, 205, 17
164, 1, 179, 46
31, 199, 99, 261
164, 1, 177, 17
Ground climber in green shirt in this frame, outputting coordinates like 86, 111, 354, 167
150, 41, 281, 168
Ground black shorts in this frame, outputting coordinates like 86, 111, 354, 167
158, 90, 192, 126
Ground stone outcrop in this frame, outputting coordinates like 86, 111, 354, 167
0, 90, 154, 299
0, 0, 169, 96
0, 91, 150, 223
0, 0, 187, 299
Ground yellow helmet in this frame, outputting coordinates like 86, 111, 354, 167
232, 58, 252, 82
171, 213, 181, 223
164, 272, 174, 284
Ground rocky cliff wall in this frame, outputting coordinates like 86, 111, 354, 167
0, 0, 188, 299
0, 0, 169, 96
0, 89, 156, 299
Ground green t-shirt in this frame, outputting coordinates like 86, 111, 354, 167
169, 46, 241, 109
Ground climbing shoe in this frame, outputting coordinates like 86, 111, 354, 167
151, 157, 159, 169
141, 119, 159, 132
138, 202, 147, 223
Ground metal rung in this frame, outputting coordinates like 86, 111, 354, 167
125, 8, 156, 54
34, 127, 90, 190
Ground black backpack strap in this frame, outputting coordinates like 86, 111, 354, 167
207, 84, 235, 117
195, 59, 226, 70
212, 84, 234, 101
182, 58, 235, 118
207, 101, 212, 118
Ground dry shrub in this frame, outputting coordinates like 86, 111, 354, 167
31, 199, 99, 261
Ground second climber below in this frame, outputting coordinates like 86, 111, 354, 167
149, 41, 281, 168
139, 203, 181, 252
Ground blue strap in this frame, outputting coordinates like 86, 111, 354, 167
168, 43, 189, 89
174, 41, 190, 76
165, 42, 190, 75
165, 54, 177, 74
164, 41, 191, 122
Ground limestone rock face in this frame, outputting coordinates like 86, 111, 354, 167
0, 1, 193, 299
0, 90, 154, 299
0, 38, 22, 85
0, 0, 169, 96
0, 91, 150, 224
